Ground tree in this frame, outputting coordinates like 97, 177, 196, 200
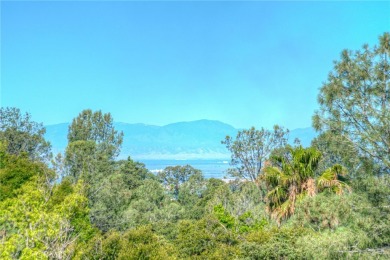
264, 146, 350, 223
176, 218, 240, 258
0, 107, 51, 161
88, 158, 155, 232
65, 109, 123, 181
65, 140, 98, 182
115, 157, 156, 189
222, 125, 289, 182
311, 131, 377, 178
67, 109, 123, 159
158, 165, 203, 200
313, 32, 390, 173
0, 156, 94, 259
80, 226, 178, 259
0, 141, 54, 201
65, 110, 125, 232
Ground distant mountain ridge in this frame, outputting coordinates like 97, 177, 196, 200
45, 120, 317, 160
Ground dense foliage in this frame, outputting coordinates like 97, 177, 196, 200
313, 32, 390, 173
0, 107, 51, 162
0, 33, 389, 259
264, 145, 350, 224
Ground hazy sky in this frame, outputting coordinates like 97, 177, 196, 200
1, 1, 389, 129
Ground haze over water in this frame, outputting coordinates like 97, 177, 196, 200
140, 159, 231, 179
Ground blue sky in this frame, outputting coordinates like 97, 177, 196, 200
1, 1, 389, 129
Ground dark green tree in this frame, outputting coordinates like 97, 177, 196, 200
65, 140, 98, 181
65, 109, 123, 181
67, 109, 123, 159
176, 218, 240, 258
0, 107, 51, 161
64, 110, 125, 231
80, 226, 177, 259
0, 141, 54, 201
158, 165, 203, 200
115, 157, 156, 189
89, 158, 155, 232
311, 131, 377, 178
222, 125, 289, 182
313, 32, 390, 173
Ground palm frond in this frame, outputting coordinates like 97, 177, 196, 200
264, 166, 282, 187
271, 199, 293, 223
317, 166, 351, 194
266, 186, 287, 205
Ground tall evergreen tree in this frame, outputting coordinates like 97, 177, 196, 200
313, 32, 390, 173
67, 109, 123, 159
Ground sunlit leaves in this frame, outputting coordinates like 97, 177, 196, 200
0, 177, 93, 259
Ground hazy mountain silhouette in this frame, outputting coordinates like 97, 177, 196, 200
45, 120, 317, 160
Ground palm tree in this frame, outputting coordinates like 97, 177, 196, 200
264, 145, 350, 224
317, 164, 350, 195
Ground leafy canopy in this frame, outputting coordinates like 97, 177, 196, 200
222, 125, 289, 182
313, 32, 390, 172
158, 164, 203, 200
67, 109, 123, 159
0, 107, 51, 161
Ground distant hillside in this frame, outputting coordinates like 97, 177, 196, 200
288, 127, 318, 147
45, 120, 317, 160
115, 120, 237, 159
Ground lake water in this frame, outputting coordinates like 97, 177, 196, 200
138, 159, 231, 179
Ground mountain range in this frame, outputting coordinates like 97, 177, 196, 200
44, 120, 317, 160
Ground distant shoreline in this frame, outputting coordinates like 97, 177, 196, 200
139, 159, 230, 179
